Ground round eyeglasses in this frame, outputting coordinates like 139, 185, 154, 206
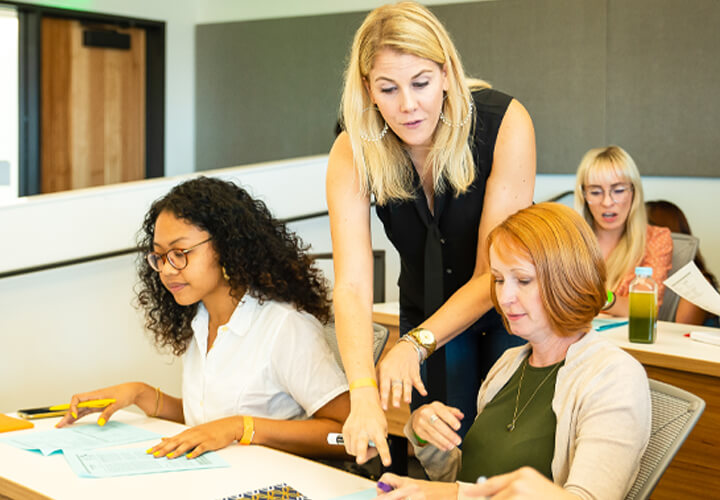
583, 183, 633, 205
146, 237, 212, 272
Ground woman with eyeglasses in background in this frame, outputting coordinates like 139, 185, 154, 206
56, 177, 350, 460
574, 146, 672, 316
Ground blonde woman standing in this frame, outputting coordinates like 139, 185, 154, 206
574, 146, 672, 316
327, 2, 535, 466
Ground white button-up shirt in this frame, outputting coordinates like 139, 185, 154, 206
182, 295, 347, 426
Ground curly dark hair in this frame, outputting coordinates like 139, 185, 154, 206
136, 176, 331, 356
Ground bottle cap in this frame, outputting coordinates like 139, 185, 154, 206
635, 266, 653, 277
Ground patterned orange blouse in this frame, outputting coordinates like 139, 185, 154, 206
615, 225, 673, 305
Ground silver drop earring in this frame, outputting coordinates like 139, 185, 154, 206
359, 106, 389, 142
439, 95, 474, 128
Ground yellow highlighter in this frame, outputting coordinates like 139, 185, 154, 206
17, 399, 116, 420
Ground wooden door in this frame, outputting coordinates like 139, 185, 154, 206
41, 17, 146, 193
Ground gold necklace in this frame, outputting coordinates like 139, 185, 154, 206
506, 357, 561, 432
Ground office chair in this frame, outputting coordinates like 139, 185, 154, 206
624, 379, 705, 500
323, 322, 389, 369
543, 189, 575, 209
658, 233, 699, 322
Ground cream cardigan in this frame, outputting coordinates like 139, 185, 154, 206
408, 330, 651, 500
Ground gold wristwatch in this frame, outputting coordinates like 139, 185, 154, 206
406, 327, 437, 357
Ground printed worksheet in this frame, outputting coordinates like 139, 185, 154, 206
64, 447, 229, 478
0, 421, 160, 455
664, 261, 720, 316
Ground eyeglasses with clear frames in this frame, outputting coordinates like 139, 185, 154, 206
146, 237, 212, 272
583, 183, 634, 205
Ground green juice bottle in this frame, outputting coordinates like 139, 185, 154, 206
628, 266, 657, 344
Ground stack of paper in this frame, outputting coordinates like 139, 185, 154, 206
0, 421, 159, 455
65, 448, 229, 478
0, 420, 229, 478
664, 261, 720, 317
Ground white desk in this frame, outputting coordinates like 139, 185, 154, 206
372, 301, 720, 500
0, 411, 373, 500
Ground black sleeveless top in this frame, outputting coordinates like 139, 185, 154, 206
375, 88, 513, 326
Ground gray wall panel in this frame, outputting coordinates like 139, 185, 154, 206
433, 0, 607, 173
196, 12, 365, 170
196, 0, 719, 177
606, 0, 720, 177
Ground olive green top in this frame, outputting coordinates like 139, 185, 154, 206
457, 357, 563, 482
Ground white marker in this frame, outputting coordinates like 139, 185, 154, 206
327, 433, 376, 447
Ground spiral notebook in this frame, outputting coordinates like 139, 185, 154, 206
219, 483, 310, 500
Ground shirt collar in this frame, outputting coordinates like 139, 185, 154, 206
190, 294, 260, 346
224, 294, 258, 337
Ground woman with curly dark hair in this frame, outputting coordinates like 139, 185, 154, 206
56, 177, 350, 460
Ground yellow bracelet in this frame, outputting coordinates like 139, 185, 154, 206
239, 415, 255, 445
349, 377, 378, 391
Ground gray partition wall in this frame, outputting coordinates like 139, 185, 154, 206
196, 0, 720, 177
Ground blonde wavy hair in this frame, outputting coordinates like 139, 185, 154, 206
341, 1, 489, 204
574, 146, 647, 291
488, 203, 607, 336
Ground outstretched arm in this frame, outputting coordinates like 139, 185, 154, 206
327, 132, 394, 466
146, 392, 351, 460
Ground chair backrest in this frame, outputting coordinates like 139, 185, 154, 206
624, 379, 705, 500
543, 189, 575, 209
323, 322, 390, 371
658, 233, 699, 321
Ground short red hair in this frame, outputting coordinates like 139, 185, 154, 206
487, 203, 607, 336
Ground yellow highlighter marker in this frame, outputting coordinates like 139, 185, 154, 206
18, 399, 116, 420
48, 399, 116, 411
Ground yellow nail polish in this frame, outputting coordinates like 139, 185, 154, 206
97, 417, 106, 427
71, 411, 78, 419
186, 453, 193, 459
167, 452, 174, 458
153, 451, 160, 457
145, 448, 154, 454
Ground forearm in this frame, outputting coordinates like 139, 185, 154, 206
251, 416, 349, 459
420, 273, 494, 347
333, 285, 376, 382
133, 383, 184, 423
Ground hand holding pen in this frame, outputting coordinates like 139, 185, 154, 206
374, 473, 474, 499
376, 475, 490, 499
55, 382, 155, 428
465, 468, 575, 499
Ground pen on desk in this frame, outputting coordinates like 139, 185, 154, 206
327, 432, 376, 448
684, 331, 720, 346
48, 399, 116, 411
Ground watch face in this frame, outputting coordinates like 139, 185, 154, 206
417, 329, 434, 346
